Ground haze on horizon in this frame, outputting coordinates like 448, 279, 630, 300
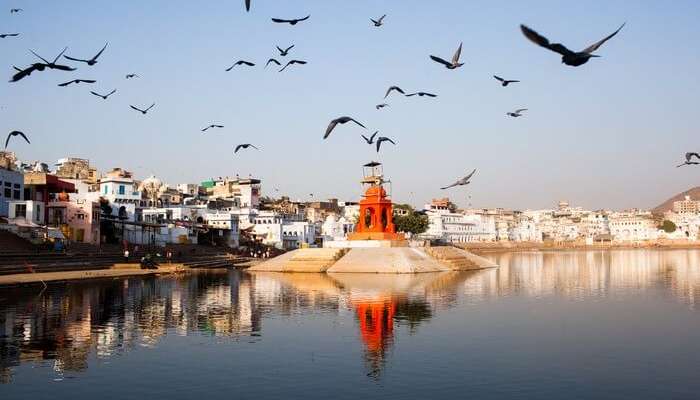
1, 0, 698, 211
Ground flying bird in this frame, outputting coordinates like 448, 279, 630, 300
29, 47, 76, 71
361, 131, 379, 144
279, 59, 307, 72
371, 15, 386, 27
58, 79, 96, 87
271, 15, 310, 25
235, 143, 258, 153
507, 108, 527, 117
520, 23, 625, 66
90, 89, 116, 99
125, 73, 139, 79
244, 0, 250, 12
276, 44, 294, 56
226, 60, 255, 71
406, 92, 437, 97
493, 75, 520, 87
441, 169, 477, 190
9, 63, 45, 82
10, 8, 22, 14
265, 58, 281, 68
430, 42, 464, 69
324, 116, 366, 139
5, 130, 30, 149
376, 136, 396, 153
384, 85, 405, 99
63, 43, 108, 66
130, 103, 155, 115
202, 124, 224, 132
676, 153, 700, 168
376, 103, 389, 110
0, 33, 19, 38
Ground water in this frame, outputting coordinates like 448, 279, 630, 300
2, 249, 700, 399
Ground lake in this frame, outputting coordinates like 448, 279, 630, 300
2, 249, 700, 399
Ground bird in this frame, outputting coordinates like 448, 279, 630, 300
520, 23, 625, 66
244, 0, 250, 12
58, 79, 96, 87
376, 103, 389, 110
202, 124, 224, 132
90, 89, 116, 100
361, 131, 379, 144
10, 8, 22, 14
406, 92, 437, 97
235, 143, 258, 153
507, 108, 527, 117
279, 59, 307, 72
226, 60, 255, 71
271, 15, 310, 25
676, 153, 700, 168
384, 85, 405, 99
9, 63, 45, 82
376, 136, 396, 152
430, 42, 464, 69
5, 130, 30, 149
0, 33, 19, 38
276, 44, 294, 56
63, 43, 108, 66
441, 169, 477, 190
125, 73, 139, 79
130, 103, 155, 115
29, 47, 76, 71
265, 58, 281, 68
493, 75, 520, 87
371, 15, 386, 27
324, 116, 367, 139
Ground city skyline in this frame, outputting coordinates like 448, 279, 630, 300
2, 1, 699, 211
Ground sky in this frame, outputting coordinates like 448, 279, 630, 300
1, 0, 699, 211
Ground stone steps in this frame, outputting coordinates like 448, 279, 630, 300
423, 246, 498, 271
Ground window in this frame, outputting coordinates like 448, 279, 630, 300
15, 204, 26, 218
118, 185, 125, 195
4, 188, 10, 198
13, 190, 20, 200
36, 205, 41, 222
103, 185, 108, 194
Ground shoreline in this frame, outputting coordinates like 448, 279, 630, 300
458, 242, 700, 254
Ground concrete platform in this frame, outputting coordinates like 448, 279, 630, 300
326, 247, 450, 273
247, 248, 348, 273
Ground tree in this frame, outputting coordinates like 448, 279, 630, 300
393, 212, 428, 235
661, 220, 677, 233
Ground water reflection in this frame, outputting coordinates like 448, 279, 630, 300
1, 249, 700, 384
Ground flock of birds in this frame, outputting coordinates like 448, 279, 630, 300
4, 4, 687, 193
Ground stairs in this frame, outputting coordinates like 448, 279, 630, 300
423, 246, 499, 271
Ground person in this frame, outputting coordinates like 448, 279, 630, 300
124, 249, 130, 263
166, 250, 172, 264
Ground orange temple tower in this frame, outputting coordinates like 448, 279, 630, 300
347, 161, 405, 242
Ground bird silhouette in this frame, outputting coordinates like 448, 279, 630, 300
279, 59, 307, 72
324, 116, 367, 139
235, 143, 259, 153
9, 63, 45, 82
29, 47, 76, 71
371, 15, 386, 27
493, 75, 520, 87
265, 58, 281, 68
430, 42, 464, 69
384, 85, 405, 99
10, 8, 22, 14
64, 43, 108, 66
5, 130, 30, 149
376, 136, 396, 152
0, 33, 19, 38
441, 169, 476, 190
361, 131, 379, 144
406, 92, 437, 97
90, 89, 116, 99
58, 79, 96, 87
376, 103, 389, 110
520, 23, 625, 66
276, 44, 294, 56
226, 60, 255, 71
130, 103, 155, 115
507, 108, 527, 117
125, 73, 139, 79
271, 15, 310, 25
202, 124, 224, 132
676, 153, 700, 168
244, 0, 251, 12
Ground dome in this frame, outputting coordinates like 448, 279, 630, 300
139, 175, 163, 192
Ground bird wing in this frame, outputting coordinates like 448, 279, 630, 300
515, 108, 528, 113
279, 61, 292, 72
53, 47, 68, 64
292, 60, 307, 65
245, 0, 251, 12
298, 15, 310, 22
81, 79, 96, 83
107, 89, 116, 96
440, 182, 458, 190
507, 80, 520, 83
250, 144, 259, 150
378, 14, 386, 22
463, 168, 477, 181
370, 131, 378, 141
271, 18, 289, 23
145, 103, 155, 111
51, 64, 77, 71
130, 105, 143, 112
452, 42, 463, 64
243, 61, 255, 66
384, 86, 402, 98
423, 92, 437, 97
92, 43, 108, 61
234, 144, 244, 153
384, 137, 396, 145
430, 55, 452, 67
58, 80, 74, 87
520, 25, 573, 56
201, 126, 209, 132
349, 118, 367, 129
493, 75, 504, 82
361, 134, 370, 143
90, 91, 101, 97
582, 23, 625, 54
63, 55, 87, 62
324, 120, 339, 139
4, 133, 10, 149
405, 93, 417, 97
29, 49, 50, 64
15, 131, 30, 144
285, 44, 295, 52
370, 18, 378, 24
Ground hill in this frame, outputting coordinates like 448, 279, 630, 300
652, 186, 700, 214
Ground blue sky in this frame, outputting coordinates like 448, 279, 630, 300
1, 0, 699, 210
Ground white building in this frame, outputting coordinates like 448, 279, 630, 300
424, 201, 482, 243
0, 168, 24, 217
608, 212, 658, 242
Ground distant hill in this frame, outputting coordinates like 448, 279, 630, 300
652, 186, 700, 214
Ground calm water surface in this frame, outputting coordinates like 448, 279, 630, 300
2, 249, 700, 399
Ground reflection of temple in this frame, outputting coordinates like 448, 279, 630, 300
355, 300, 396, 378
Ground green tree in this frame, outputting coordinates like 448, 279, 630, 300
393, 212, 429, 235
661, 220, 677, 233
